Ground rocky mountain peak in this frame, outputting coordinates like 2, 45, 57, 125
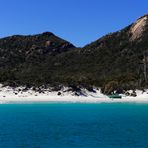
42, 32, 55, 36
130, 14, 148, 41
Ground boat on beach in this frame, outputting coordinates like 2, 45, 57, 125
108, 94, 122, 99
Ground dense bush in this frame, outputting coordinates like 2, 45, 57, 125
0, 19, 148, 91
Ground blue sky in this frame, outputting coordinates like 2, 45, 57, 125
0, 0, 147, 47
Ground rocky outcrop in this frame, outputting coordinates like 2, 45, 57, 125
130, 15, 148, 41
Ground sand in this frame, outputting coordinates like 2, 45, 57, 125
0, 84, 148, 104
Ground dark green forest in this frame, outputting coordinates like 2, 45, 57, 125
0, 15, 148, 94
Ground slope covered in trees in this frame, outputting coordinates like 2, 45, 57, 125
0, 15, 148, 94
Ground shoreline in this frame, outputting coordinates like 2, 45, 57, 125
0, 85, 148, 104
1, 95, 148, 104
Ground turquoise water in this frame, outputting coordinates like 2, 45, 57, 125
0, 103, 148, 148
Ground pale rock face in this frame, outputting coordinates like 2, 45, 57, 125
130, 15, 148, 41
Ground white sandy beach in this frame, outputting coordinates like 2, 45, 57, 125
0, 84, 148, 104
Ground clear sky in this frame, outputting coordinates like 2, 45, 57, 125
0, 0, 147, 47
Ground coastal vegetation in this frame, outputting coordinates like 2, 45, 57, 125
0, 15, 148, 94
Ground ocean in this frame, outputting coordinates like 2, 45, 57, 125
0, 103, 148, 148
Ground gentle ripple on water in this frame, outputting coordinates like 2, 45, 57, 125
0, 103, 147, 148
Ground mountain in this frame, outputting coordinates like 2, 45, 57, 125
0, 32, 75, 86
0, 32, 75, 67
82, 15, 148, 93
53, 15, 148, 93
0, 15, 148, 94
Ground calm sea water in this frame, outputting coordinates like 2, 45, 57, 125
0, 103, 148, 148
